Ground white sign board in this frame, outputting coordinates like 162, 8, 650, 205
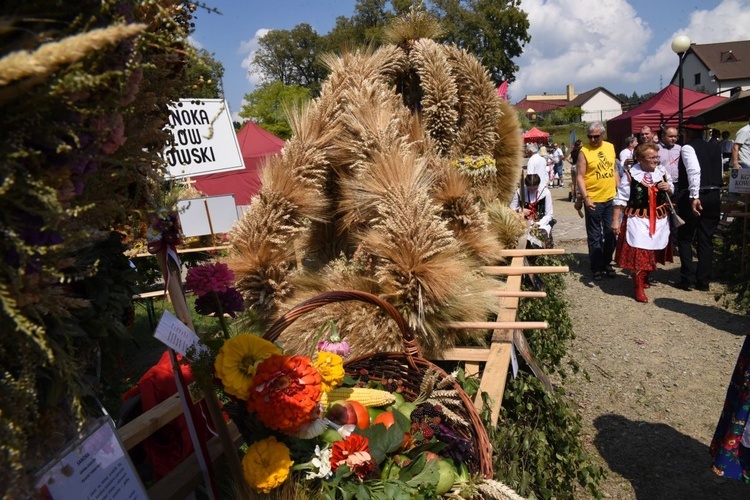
177, 195, 239, 237
729, 168, 750, 194
35, 417, 147, 500
164, 98, 245, 179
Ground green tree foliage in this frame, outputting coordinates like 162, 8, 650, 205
430, 0, 530, 84
251, 23, 327, 94
183, 47, 225, 98
239, 81, 311, 139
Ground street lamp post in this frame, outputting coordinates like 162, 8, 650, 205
671, 35, 691, 133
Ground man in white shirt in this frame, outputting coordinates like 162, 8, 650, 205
732, 120, 750, 169
526, 143, 549, 188
551, 143, 564, 187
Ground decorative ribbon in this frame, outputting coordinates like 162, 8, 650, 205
643, 173, 657, 236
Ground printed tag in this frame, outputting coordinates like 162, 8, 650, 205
153, 310, 203, 358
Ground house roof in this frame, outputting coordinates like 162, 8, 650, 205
569, 86, 623, 107
513, 97, 568, 114
685, 40, 750, 81
514, 86, 621, 113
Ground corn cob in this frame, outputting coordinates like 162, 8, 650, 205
321, 387, 395, 407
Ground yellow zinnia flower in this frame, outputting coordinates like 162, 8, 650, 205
214, 334, 281, 399
313, 351, 345, 393
242, 436, 293, 493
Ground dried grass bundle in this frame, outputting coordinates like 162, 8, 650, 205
409, 38, 458, 155
485, 200, 527, 250
492, 98, 525, 203
0, 23, 146, 86
431, 159, 504, 262
444, 45, 501, 157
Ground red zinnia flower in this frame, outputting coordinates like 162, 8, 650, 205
330, 434, 373, 479
247, 354, 322, 434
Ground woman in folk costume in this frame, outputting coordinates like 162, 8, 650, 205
612, 143, 674, 302
510, 173, 554, 249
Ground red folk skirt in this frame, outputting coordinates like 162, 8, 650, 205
614, 215, 673, 272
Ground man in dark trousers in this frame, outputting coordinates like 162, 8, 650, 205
675, 119, 723, 291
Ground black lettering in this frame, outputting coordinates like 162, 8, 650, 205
176, 129, 189, 146
191, 148, 203, 164
199, 109, 210, 124
187, 128, 202, 145
168, 110, 182, 127
177, 149, 191, 165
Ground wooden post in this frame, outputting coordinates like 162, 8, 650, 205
204, 199, 217, 248
157, 252, 251, 497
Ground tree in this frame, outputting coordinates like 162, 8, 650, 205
239, 81, 311, 139
183, 48, 224, 99
250, 23, 327, 94
430, 0, 530, 84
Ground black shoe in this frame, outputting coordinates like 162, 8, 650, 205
604, 265, 617, 278
676, 280, 692, 291
696, 282, 710, 291
593, 271, 603, 281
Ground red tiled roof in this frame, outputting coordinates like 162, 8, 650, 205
690, 40, 750, 81
513, 98, 568, 114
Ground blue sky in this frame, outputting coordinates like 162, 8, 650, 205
191, 0, 750, 120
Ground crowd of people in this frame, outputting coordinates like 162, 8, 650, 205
519, 117, 750, 485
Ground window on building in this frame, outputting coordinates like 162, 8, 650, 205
694, 73, 701, 85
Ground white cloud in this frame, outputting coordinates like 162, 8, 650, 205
239, 28, 270, 88
187, 35, 204, 50
510, 0, 750, 103
638, 0, 750, 85
510, 0, 650, 102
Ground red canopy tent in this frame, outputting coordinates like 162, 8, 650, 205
522, 126, 550, 144
606, 84, 726, 150
192, 121, 285, 206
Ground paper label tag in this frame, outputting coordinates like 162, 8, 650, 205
153, 310, 203, 358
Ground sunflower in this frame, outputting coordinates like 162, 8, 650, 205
242, 436, 294, 493
247, 354, 322, 434
214, 334, 281, 399
313, 351, 345, 392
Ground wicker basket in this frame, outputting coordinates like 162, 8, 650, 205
264, 290, 494, 479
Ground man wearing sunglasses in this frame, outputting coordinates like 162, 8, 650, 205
576, 122, 618, 281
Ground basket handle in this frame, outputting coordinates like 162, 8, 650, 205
263, 290, 421, 362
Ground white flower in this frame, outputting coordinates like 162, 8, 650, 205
305, 445, 332, 480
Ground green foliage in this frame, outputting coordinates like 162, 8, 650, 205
487, 254, 604, 498
239, 81, 312, 139
490, 376, 605, 499
251, 23, 328, 94
516, 256, 579, 377
430, 0, 531, 84
713, 215, 750, 313
182, 47, 225, 98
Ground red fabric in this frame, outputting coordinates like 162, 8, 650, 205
123, 351, 214, 480
606, 85, 726, 153
648, 185, 657, 236
615, 216, 673, 272
522, 126, 551, 143
192, 121, 285, 205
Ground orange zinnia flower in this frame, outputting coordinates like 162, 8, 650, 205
247, 354, 322, 434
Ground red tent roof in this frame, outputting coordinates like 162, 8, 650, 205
192, 121, 285, 205
522, 126, 550, 143
606, 84, 726, 150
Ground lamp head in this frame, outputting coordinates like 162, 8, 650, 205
671, 35, 691, 55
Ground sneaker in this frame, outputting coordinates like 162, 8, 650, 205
676, 280, 692, 291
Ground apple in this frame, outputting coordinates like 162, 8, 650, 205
435, 459, 456, 495
367, 407, 385, 423
372, 411, 396, 428
325, 400, 370, 429
396, 401, 417, 419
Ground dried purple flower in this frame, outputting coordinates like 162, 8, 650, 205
185, 262, 235, 297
